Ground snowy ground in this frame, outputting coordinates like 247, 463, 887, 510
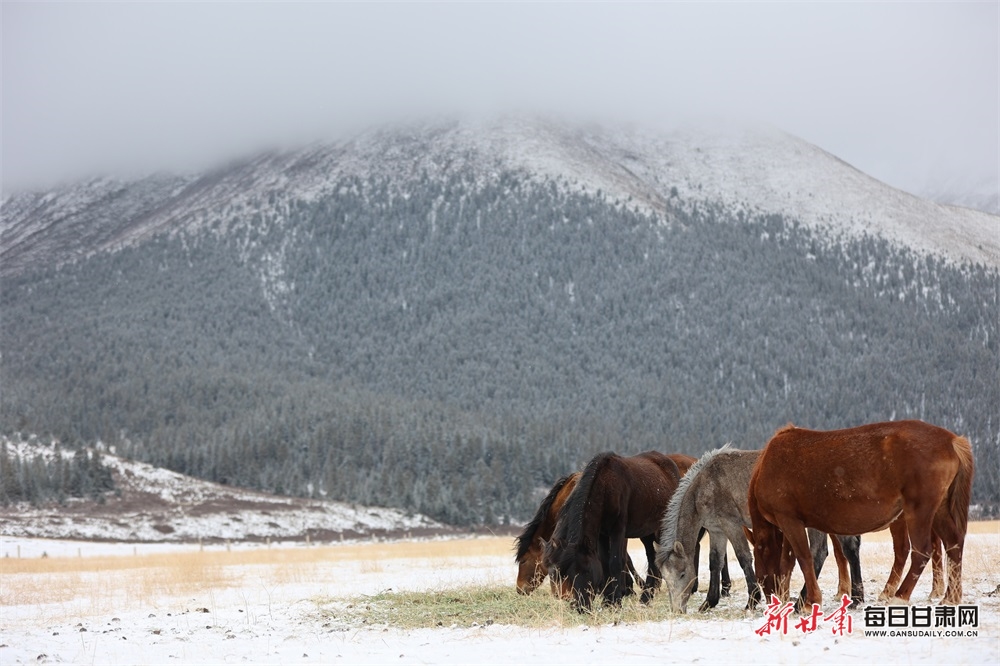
2, 528, 997, 665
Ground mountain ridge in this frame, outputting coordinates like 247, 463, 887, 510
3, 116, 997, 278
1, 115, 997, 524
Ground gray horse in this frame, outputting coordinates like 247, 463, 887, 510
655, 445, 864, 613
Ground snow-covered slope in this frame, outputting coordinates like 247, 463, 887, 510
918, 172, 1000, 217
2, 116, 997, 276
0, 438, 447, 543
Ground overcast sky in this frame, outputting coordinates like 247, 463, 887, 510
2, 2, 997, 199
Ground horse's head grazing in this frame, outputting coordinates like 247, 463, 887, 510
543, 537, 604, 611
659, 540, 697, 613
515, 540, 546, 595
746, 522, 784, 601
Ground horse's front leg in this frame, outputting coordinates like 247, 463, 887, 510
698, 531, 728, 612
605, 526, 630, 607
721, 551, 732, 597
780, 520, 820, 610
623, 552, 637, 598
693, 526, 705, 594
724, 521, 759, 609
778, 536, 796, 602
800, 528, 827, 608
838, 535, 865, 606
829, 533, 850, 600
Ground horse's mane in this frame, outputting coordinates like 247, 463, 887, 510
659, 444, 732, 550
514, 473, 575, 562
556, 451, 617, 553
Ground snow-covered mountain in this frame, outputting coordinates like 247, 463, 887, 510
0, 436, 448, 543
2, 116, 997, 276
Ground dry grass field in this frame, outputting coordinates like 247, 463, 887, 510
3, 521, 997, 624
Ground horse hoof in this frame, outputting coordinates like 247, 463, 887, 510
640, 591, 654, 605
699, 600, 712, 613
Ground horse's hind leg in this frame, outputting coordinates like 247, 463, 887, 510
930, 532, 944, 600
879, 517, 910, 602
933, 503, 965, 605
892, 506, 937, 603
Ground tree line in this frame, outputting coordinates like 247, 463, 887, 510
0, 438, 116, 506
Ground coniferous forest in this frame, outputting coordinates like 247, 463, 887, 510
2, 170, 997, 523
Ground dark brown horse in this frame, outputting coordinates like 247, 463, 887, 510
542, 451, 681, 610
515, 454, 697, 597
748, 420, 973, 608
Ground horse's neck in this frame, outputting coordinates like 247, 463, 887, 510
674, 486, 703, 551
537, 509, 560, 543
572, 482, 607, 548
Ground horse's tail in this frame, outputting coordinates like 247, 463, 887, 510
946, 436, 974, 538
514, 472, 578, 563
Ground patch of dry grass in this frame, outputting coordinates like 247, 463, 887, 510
316, 583, 741, 630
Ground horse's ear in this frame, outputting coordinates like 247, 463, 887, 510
671, 541, 685, 558
743, 526, 755, 545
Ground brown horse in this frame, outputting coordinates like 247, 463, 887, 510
542, 451, 681, 610
748, 420, 973, 608
515, 472, 584, 596
515, 454, 696, 597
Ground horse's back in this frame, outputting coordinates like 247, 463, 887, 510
667, 453, 697, 476
614, 452, 681, 537
763, 420, 961, 480
698, 449, 760, 521
634, 450, 682, 483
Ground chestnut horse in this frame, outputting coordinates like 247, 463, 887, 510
748, 420, 973, 608
515, 473, 582, 596
515, 454, 697, 597
542, 451, 681, 610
